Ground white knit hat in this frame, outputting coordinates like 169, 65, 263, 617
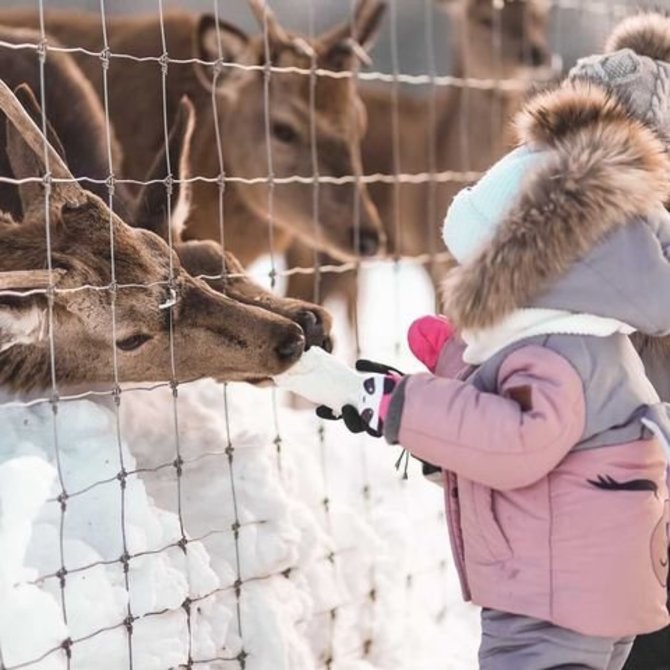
442, 145, 546, 263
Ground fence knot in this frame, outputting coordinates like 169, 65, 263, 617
56, 567, 68, 588
60, 637, 73, 658
116, 468, 128, 489
35, 36, 49, 64
213, 57, 227, 77
173, 455, 184, 476
177, 536, 188, 553
99, 47, 111, 70
105, 173, 116, 196
112, 384, 122, 407
123, 615, 135, 634
120, 551, 131, 573
41, 171, 52, 198
158, 51, 169, 76
56, 492, 68, 511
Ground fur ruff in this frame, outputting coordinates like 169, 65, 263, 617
442, 81, 670, 330
605, 12, 670, 62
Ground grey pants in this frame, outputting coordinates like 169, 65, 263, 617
479, 609, 635, 670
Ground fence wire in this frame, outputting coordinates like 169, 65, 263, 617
0, 0, 643, 668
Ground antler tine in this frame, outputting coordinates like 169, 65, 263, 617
0, 269, 66, 291
0, 79, 83, 203
247, 0, 291, 46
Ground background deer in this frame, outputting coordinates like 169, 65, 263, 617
0, 79, 310, 393
286, 0, 554, 326
0, 0, 386, 267
0, 25, 333, 352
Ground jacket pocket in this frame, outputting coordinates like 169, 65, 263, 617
471, 483, 513, 563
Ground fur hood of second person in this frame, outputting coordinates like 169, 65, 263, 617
442, 12, 670, 360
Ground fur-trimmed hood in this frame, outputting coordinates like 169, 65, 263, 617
442, 80, 670, 335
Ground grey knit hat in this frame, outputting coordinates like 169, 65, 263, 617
568, 48, 670, 138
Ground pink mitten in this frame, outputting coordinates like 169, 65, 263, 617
407, 315, 456, 372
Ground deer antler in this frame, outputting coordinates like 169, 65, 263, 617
0, 79, 84, 205
0, 269, 66, 291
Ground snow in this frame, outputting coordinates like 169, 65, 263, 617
0, 260, 481, 669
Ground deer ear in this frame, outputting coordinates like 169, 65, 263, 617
194, 14, 250, 89
354, 1, 386, 53
134, 96, 195, 242
6, 84, 70, 219
0, 270, 60, 353
0, 80, 84, 217
0, 299, 47, 353
319, 1, 387, 70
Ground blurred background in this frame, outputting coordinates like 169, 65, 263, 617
0, 0, 643, 79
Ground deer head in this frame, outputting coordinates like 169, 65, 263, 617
0, 80, 306, 393
439, 0, 553, 81
134, 95, 333, 352
187, 0, 387, 261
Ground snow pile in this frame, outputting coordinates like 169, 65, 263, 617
0, 399, 228, 669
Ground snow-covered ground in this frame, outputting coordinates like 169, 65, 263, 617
0, 260, 481, 669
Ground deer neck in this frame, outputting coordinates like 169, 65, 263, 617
436, 45, 519, 175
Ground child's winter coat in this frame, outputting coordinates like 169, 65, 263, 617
383, 78, 670, 638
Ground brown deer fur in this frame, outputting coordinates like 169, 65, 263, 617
134, 94, 334, 351
0, 79, 308, 393
286, 0, 553, 321
0, 26, 134, 221
0, 2, 387, 266
0, 26, 333, 351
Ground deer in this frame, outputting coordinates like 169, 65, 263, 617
0, 0, 387, 268
0, 24, 334, 353
0, 78, 312, 394
0, 25, 133, 222
285, 0, 555, 326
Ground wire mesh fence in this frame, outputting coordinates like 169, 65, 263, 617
0, 0, 652, 668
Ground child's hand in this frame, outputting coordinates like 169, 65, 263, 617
407, 315, 456, 372
317, 359, 402, 438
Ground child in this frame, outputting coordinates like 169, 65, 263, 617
276, 30, 670, 669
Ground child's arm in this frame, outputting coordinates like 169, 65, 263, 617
385, 345, 586, 491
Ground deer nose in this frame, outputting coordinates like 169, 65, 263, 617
355, 229, 381, 257
295, 309, 334, 352
275, 330, 305, 363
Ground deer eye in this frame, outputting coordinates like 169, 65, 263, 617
116, 333, 153, 352
271, 121, 298, 144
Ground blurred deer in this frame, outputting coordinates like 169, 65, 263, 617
0, 25, 333, 352
286, 0, 554, 326
0, 79, 308, 393
0, 0, 387, 266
